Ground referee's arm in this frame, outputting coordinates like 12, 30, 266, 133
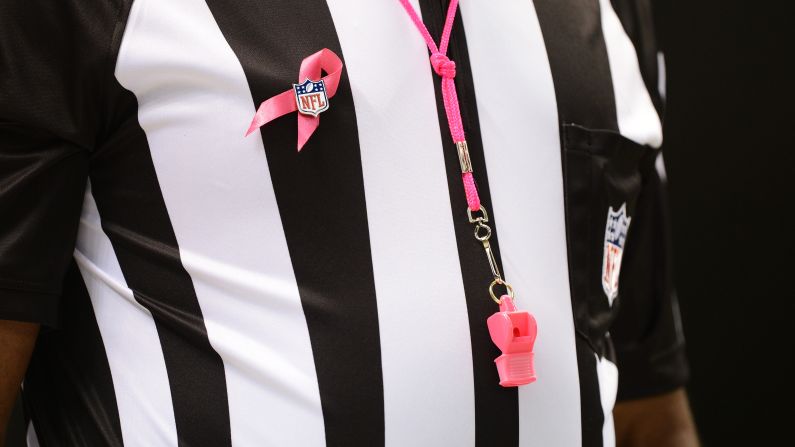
607, 0, 698, 444
0, 322, 38, 444
609, 151, 698, 447
1, 1, 95, 442
615, 388, 698, 447
0, 123, 88, 443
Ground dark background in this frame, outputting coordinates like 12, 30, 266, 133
656, 0, 794, 445
5, 0, 793, 446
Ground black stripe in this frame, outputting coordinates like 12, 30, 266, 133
23, 261, 123, 447
90, 84, 232, 445
417, 1, 520, 445
534, 0, 618, 131
575, 340, 606, 447
202, 1, 385, 446
533, 1, 622, 446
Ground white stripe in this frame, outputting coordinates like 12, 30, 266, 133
26, 421, 39, 447
114, 0, 325, 445
74, 185, 178, 446
657, 52, 667, 102
599, 0, 663, 148
655, 151, 668, 182
459, 1, 583, 445
595, 355, 619, 447
326, 1, 475, 446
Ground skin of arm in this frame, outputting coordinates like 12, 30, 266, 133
0, 320, 39, 446
614, 387, 700, 447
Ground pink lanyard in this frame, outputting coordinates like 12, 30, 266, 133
397, 0, 538, 388
398, 0, 480, 212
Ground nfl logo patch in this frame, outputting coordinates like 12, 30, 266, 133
601, 203, 631, 305
293, 79, 329, 116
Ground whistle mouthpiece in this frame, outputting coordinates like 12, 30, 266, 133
495, 351, 536, 387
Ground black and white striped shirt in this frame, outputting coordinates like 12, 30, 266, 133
0, 1, 688, 446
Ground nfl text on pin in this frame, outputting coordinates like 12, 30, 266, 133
293, 79, 329, 116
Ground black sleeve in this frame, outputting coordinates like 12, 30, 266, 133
0, 1, 120, 326
605, 0, 689, 401
611, 151, 689, 401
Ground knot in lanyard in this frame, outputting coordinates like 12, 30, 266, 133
398, 0, 479, 211
430, 53, 456, 78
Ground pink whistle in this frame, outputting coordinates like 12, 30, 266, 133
487, 295, 538, 387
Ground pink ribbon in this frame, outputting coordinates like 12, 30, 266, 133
245, 48, 344, 151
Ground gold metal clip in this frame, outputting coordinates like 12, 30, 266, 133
456, 141, 473, 173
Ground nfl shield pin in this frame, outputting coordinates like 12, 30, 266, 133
601, 203, 631, 304
293, 79, 329, 116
